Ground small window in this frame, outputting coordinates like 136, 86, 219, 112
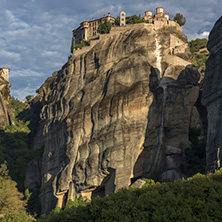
122, 18, 124, 21
122, 13, 125, 17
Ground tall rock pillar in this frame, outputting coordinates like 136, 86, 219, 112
202, 16, 222, 172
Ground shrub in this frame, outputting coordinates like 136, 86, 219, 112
0, 163, 35, 221
115, 16, 120, 26
173, 13, 186, 26
74, 40, 90, 50
126, 14, 143, 24
39, 170, 222, 221
97, 20, 112, 34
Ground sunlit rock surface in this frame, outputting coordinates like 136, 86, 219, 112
26, 23, 201, 213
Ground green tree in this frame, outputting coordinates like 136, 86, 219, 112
189, 38, 209, 72
126, 15, 143, 24
70, 37, 74, 54
0, 163, 35, 221
97, 20, 112, 34
173, 13, 186, 26
115, 16, 120, 25
39, 169, 222, 222
25, 95, 33, 102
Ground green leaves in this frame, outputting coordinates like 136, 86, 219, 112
189, 38, 209, 73
39, 170, 222, 221
0, 163, 35, 221
173, 13, 186, 26
97, 20, 112, 34
126, 14, 143, 24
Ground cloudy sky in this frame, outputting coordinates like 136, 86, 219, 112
0, 0, 221, 100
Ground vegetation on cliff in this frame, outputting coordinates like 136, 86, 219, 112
97, 20, 112, 34
173, 13, 186, 26
74, 40, 90, 50
115, 14, 145, 25
0, 97, 41, 191
188, 38, 209, 73
0, 162, 35, 221
39, 169, 222, 222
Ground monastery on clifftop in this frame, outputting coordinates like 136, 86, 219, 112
73, 7, 181, 47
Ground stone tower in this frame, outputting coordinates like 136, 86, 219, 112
120, 11, 126, 26
156, 7, 164, 14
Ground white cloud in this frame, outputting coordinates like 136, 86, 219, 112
11, 87, 37, 100
10, 69, 45, 77
188, 31, 210, 41
0, 49, 21, 61
42, 50, 58, 57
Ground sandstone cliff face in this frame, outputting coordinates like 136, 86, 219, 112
28, 23, 201, 213
202, 16, 222, 172
0, 75, 12, 126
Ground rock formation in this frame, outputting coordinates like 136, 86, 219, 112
0, 73, 12, 126
26, 23, 201, 214
202, 16, 222, 172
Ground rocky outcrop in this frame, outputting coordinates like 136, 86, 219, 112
27, 23, 201, 214
0, 75, 12, 126
134, 66, 200, 182
202, 16, 222, 172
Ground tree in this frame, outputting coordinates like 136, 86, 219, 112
25, 95, 33, 102
97, 20, 112, 34
126, 14, 143, 24
115, 16, 120, 26
0, 162, 35, 221
70, 37, 74, 54
173, 13, 186, 26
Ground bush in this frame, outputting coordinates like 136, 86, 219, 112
126, 15, 143, 24
189, 39, 208, 53
97, 20, 112, 34
189, 38, 209, 72
74, 40, 90, 50
0, 162, 35, 221
173, 13, 186, 26
39, 169, 222, 221
115, 16, 120, 26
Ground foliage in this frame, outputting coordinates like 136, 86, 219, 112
70, 36, 74, 53
115, 16, 120, 25
173, 13, 186, 26
39, 169, 222, 222
189, 39, 208, 53
126, 14, 143, 24
189, 38, 209, 73
97, 20, 112, 34
25, 95, 33, 103
0, 162, 35, 221
74, 40, 90, 50
0, 97, 41, 192
65, 197, 87, 210
0, 211, 34, 222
